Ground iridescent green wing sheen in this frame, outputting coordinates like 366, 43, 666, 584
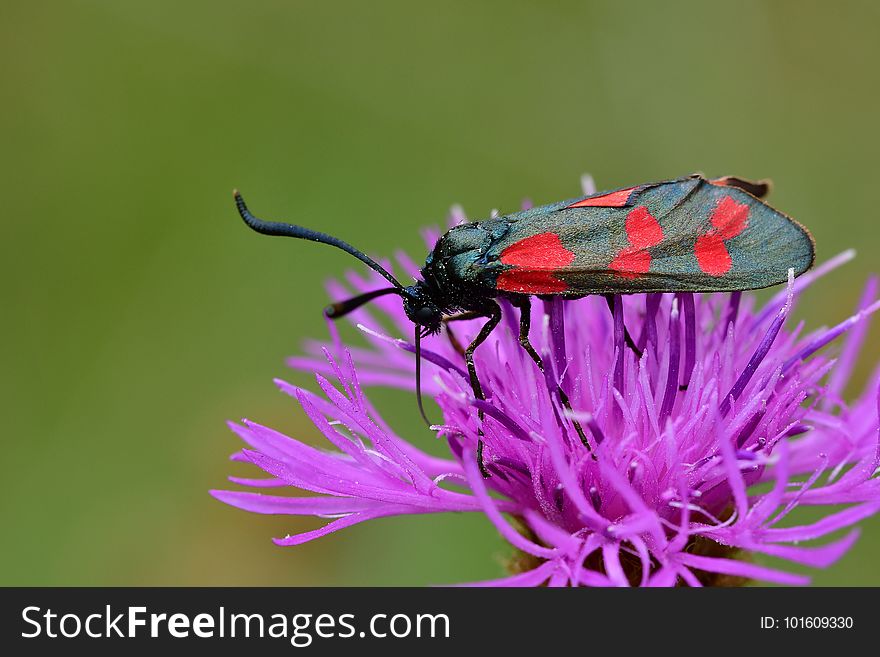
472, 175, 814, 295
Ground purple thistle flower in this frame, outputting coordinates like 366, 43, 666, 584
213, 180, 880, 586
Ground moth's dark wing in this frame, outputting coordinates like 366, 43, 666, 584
710, 176, 771, 199
478, 175, 814, 295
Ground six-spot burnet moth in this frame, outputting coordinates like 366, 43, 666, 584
234, 174, 815, 475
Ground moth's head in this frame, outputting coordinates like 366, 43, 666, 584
402, 283, 443, 334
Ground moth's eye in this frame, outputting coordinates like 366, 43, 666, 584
414, 306, 438, 324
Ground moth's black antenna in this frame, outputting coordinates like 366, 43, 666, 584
414, 327, 432, 428
324, 287, 402, 319
234, 190, 404, 290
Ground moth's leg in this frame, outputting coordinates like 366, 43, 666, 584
464, 304, 502, 478
442, 311, 484, 358
445, 312, 484, 322
604, 294, 643, 358
514, 297, 543, 367
464, 306, 501, 404
515, 297, 591, 449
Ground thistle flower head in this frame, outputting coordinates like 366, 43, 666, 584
214, 181, 880, 586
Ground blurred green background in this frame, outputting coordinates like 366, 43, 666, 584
2, 0, 879, 586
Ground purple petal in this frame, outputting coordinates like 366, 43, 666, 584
677, 553, 809, 586
462, 450, 554, 559
761, 502, 880, 542
457, 560, 558, 587
211, 490, 380, 515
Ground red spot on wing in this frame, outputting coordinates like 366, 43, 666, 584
694, 196, 749, 276
500, 232, 576, 268
566, 186, 637, 208
497, 270, 570, 293
625, 206, 663, 248
609, 206, 663, 278
496, 232, 575, 293
609, 249, 652, 279
694, 235, 731, 276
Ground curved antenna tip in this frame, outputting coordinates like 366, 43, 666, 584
230, 190, 405, 291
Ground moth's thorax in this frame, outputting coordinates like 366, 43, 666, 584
421, 221, 509, 306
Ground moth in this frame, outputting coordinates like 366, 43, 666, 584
235, 174, 814, 473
